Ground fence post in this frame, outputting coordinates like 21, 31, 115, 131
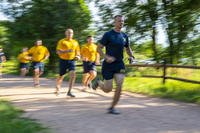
162, 60, 167, 84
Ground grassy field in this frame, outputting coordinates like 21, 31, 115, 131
124, 78, 200, 104
0, 100, 49, 133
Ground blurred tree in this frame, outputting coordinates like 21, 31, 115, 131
94, 0, 199, 64
161, 0, 199, 64
0, 0, 91, 71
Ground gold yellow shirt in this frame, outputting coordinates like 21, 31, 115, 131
28, 45, 49, 62
17, 52, 30, 63
56, 38, 80, 60
81, 43, 98, 62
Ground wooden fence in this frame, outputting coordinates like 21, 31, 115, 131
125, 63, 200, 84
3, 62, 200, 84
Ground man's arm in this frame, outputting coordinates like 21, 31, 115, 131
97, 44, 105, 58
125, 46, 134, 58
125, 46, 135, 64
97, 44, 115, 63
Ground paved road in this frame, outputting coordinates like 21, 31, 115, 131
0, 75, 200, 133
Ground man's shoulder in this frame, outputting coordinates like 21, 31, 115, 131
121, 32, 128, 37
91, 43, 97, 48
81, 43, 87, 47
72, 39, 78, 43
72, 39, 79, 45
58, 38, 66, 43
42, 45, 48, 49
104, 30, 113, 35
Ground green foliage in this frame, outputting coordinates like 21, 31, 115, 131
94, 0, 200, 64
0, 100, 49, 133
1, 0, 92, 73
4, 0, 91, 42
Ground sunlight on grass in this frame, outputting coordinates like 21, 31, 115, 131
124, 77, 200, 104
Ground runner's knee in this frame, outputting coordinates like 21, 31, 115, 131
114, 74, 125, 87
69, 71, 76, 78
102, 80, 113, 93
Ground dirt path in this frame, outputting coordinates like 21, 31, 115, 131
0, 75, 200, 133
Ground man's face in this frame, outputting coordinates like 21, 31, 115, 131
65, 29, 74, 39
114, 16, 124, 29
22, 48, 28, 52
87, 36, 93, 44
36, 40, 42, 46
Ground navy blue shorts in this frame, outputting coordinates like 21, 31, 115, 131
59, 59, 75, 76
32, 62, 44, 72
83, 61, 96, 73
20, 63, 29, 69
102, 60, 125, 80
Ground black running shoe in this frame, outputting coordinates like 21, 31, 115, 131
92, 78, 99, 90
67, 92, 75, 97
107, 108, 120, 115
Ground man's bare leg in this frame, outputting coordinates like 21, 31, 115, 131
98, 79, 113, 93
110, 73, 124, 109
67, 70, 76, 97
86, 71, 97, 88
34, 69, 40, 87
55, 75, 65, 94
82, 73, 90, 90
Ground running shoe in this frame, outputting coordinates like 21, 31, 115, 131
67, 92, 75, 97
107, 107, 121, 115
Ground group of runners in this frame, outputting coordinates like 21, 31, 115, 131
1, 15, 135, 115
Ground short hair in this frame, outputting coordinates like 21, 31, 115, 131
114, 15, 123, 19
87, 35, 93, 38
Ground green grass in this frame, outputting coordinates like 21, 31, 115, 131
123, 77, 200, 104
0, 100, 49, 133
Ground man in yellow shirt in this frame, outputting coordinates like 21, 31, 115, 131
81, 36, 100, 90
17, 47, 32, 77
28, 40, 50, 87
56, 29, 80, 97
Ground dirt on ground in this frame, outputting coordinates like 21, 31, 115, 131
0, 75, 200, 133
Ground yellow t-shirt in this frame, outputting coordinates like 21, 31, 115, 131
28, 45, 49, 62
56, 38, 80, 60
17, 52, 30, 63
81, 43, 99, 62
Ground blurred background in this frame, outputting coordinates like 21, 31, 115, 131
0, 0, 199, 70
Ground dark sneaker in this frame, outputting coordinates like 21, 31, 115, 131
92, 78, 100, 90
107, 108, 120, 115
67, 92, 75, 97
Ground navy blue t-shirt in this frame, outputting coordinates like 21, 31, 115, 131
100, 29, 129, 61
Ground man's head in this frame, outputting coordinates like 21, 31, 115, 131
35, 40, 42, 46
22, 47, 28, 52
87, 35, 94, 44
114, 15, 124, 31
65, 29, 74, 40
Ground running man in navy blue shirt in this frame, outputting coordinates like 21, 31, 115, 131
92, 15, 135, 114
